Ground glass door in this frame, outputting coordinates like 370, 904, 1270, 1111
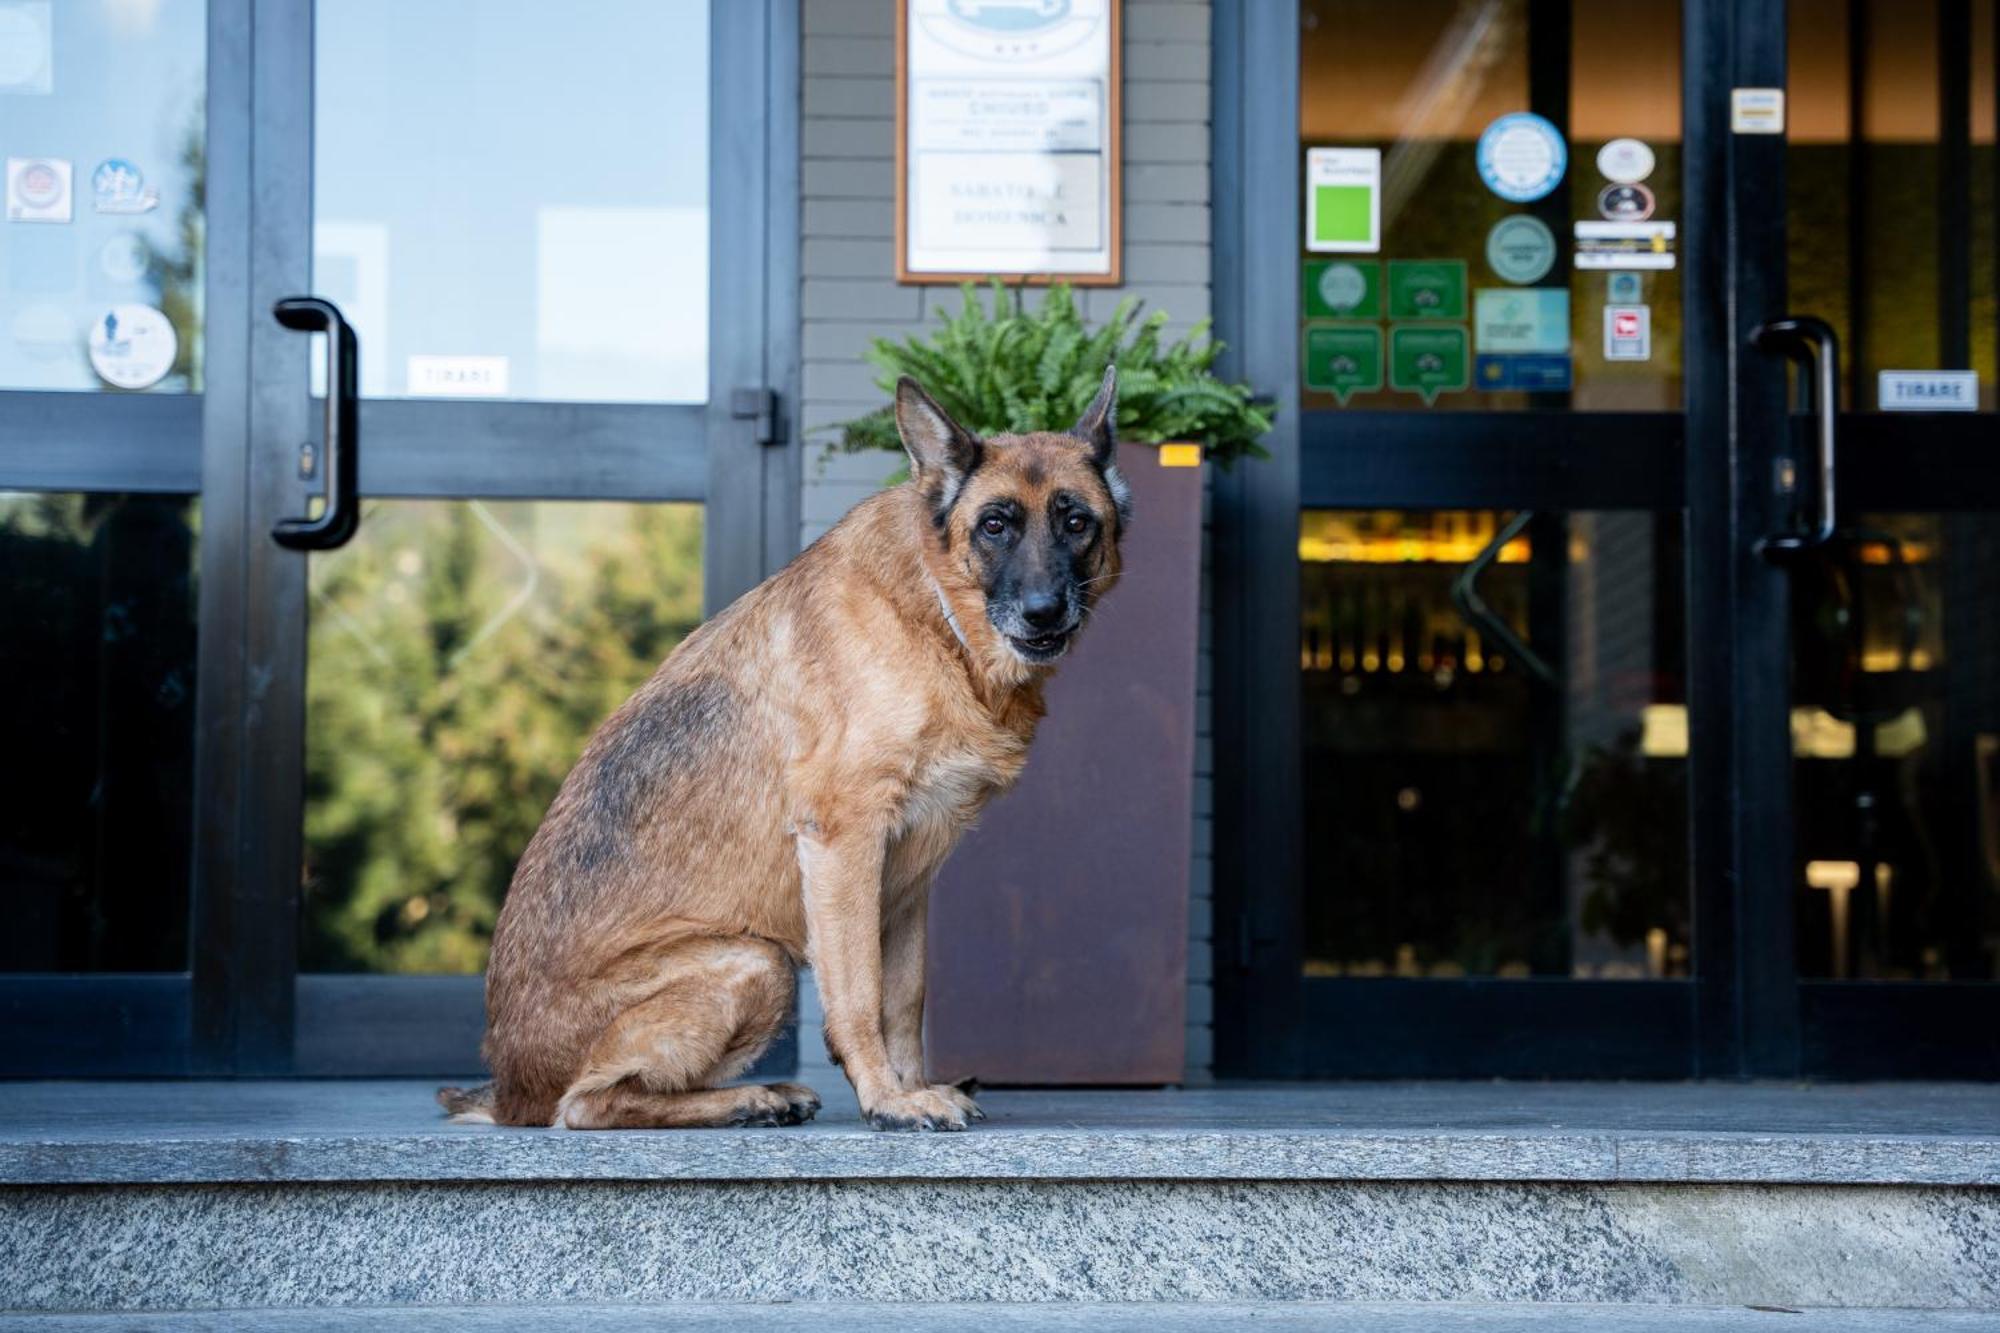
0, 0, 794, 1076
276, 0, 794, 1076
0, 0, 208, 1073
1216, 0, 1997, 1080
1227, 0, 1700, 1077
1765, 0, 1999, 1076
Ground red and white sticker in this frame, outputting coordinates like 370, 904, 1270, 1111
1604, 305, 1651, 362
6, 156, 71, 222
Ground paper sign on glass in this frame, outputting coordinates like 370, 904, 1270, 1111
1306, 148, 1381, 254
408, 355, 510, 398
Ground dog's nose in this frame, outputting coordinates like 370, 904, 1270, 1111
1021, 591, 1065, 631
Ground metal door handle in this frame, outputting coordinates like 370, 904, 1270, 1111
1753, 315, 1839, 559
271, 296, 360, 551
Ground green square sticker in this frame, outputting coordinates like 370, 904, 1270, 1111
1387, 259, 1468, 320
1312, 185, 1373, 247
1389, 324, 1470, 404
1304, 323, 1383, 404
1303, 260, 1381, 319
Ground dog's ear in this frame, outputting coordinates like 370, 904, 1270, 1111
1071, 364, 1118, 470
895, 376, 981, 512
1072, 364, 1130, 529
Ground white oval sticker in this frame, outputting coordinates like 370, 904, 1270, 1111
1596, 138, 1656, 185
88, 303, 179, 390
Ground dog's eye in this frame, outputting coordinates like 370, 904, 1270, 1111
1064, 512, 1090, 535
980, 515, 1007, 537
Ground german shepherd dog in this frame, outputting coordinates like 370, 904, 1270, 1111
438, 368, 1128, 1131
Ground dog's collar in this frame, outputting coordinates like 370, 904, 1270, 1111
928, 574, 970, 652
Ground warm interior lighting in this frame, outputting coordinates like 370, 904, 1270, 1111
1637, 704, 1929, 759
1299, 511, 1531, 565
1806, 861, 1895, 981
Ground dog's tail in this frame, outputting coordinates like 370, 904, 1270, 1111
437, 1081, 497, 1124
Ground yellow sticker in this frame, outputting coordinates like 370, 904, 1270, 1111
1157, 443, 1202, 468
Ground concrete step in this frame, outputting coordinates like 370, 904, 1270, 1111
5, 1303, 2000, 1331
2, 1083, 1997, 1316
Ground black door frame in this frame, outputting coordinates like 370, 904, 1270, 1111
1213, 0, 2000, 1079
0, 0, 801, 1076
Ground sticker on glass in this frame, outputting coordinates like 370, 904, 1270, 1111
1596, 182, 1656, 221
1603, 305, 1651, 361
88, 304, 179, 389
1387, 259, 1468, 320
0, 2, 54, 94
98, 233, 151, 283
1606, 271, 1643, 303
1477, 353, 1572, 392
1575, 220, 1676, 270
1731, 88, 1785, 134
1389, 324, 1470, 404
1475, 112, 1566, 203
9, 301, 70, 362
1595, 138, 1655, 184
1303, 259, 1380, 318
407, 354, 510, 397
1485, 215, 1556, 284
6, 155, 70, 222
91, 158, 159, 214
1304, 324, 1383, 405
1474, 288, 1570, 355
1306, 148, 1381, 253
1878, 370, 1977, 411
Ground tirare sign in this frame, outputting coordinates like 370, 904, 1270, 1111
1877, 370, 1979, 412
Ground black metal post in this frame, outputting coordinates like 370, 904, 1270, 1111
1682, 0, 1802, 1078
1938, 0, 1972, 371
1210, 0, 1305, 1076
1846, 0, 1869, 408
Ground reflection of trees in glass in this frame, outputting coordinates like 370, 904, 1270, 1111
83, 113, 204, 392
302, 501, 703, 973
147, 118, 205, 391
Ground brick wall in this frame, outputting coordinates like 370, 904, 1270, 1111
795, 0, 1215, 1082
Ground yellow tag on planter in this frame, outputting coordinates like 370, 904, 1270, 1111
1157, 443, 1202, 468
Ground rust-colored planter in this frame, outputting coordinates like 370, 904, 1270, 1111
925, 441, 1206, 1085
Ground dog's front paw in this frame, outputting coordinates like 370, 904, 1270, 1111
863, 1083, 982, 1132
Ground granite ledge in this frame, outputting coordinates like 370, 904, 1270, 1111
3, 1082, 1998, 1188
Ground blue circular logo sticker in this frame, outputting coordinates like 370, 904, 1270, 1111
1476, 112, 1567, 203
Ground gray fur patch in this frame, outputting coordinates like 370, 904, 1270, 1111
1102, 463, 1133, 528
567, 675, 736, 873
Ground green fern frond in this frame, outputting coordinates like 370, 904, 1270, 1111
829, 281, 1273, 467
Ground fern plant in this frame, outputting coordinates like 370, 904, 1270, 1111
829, 280, 1272, 468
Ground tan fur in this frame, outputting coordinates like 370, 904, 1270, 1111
448, 378, 1125, 1130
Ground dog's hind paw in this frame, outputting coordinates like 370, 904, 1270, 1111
727, 1083, 823, 1127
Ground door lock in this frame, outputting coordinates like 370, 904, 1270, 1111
731, 386, 780, 447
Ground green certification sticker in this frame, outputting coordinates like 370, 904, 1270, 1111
1386, 259, 1468, 320
1389, 324, 1470, 404
1303, 260, 1381, 318
1304, 323, 1383, 404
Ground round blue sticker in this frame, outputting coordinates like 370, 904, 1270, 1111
1476, 112, 1567, 203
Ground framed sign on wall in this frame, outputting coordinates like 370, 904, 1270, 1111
896, 0, 1122, 285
